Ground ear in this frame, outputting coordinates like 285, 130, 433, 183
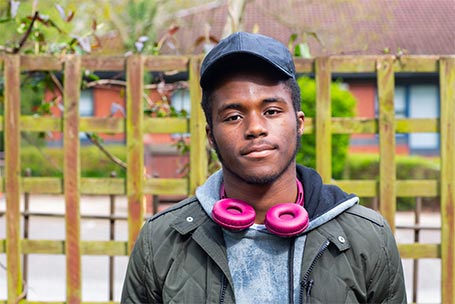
206, 125, 215, 148
297, 111, 305, 135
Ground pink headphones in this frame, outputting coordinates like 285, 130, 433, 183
212, 179, 309, 237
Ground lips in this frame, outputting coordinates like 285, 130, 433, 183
240, 142, 278, 158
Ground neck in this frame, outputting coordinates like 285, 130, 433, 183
222, 167, 298, 223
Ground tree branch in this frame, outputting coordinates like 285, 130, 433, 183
13, 11, 39, 54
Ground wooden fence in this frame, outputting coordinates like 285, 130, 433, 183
0, 54, 454, 303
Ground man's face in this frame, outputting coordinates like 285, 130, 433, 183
207, 72, 304, 185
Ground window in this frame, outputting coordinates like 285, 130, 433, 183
171, 88, 191, 116
408, 85, 439, 153
79, 89, 94, 140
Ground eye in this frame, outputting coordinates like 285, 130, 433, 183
264, 108, 282, 116
224, 114, 242, 122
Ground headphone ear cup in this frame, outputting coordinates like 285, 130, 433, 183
264, 203, 309, 237
212, 198, 256, 230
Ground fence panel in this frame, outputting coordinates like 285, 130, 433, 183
0, 54, 454, 303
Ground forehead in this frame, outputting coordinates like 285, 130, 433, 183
211, 70, 291, 102
212, 73, 292, 108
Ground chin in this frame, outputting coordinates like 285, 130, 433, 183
238, 168, 285, 185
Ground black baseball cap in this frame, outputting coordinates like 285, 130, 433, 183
200, 32, 296, 89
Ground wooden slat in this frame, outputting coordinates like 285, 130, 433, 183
4, 55, 23, 303
395, 118, 439, 133
21, 177, 440, 197
19, 177, 439, 198
330, 55, 439, 73
334, 179, 438, 199
377, 57, 397, 231
398, 243, 440, 259
19, 116, 188, 134
20, 55, 62, 70
396, 180, 439, 197
63, 55, 82, 304
439, 56, 455, 304
331, 56, 377, 73
79, 117, 124, 133
315, 57, 332, 182
143, 117, 188, 133
188, 57, 207, 194
23, 177, 63, 194
331, 117, 377, 134
126, 55, 145, 253
143, 55, 190, 71
332, 180, 377, 197
81, 56, 125, 71
144, 178, 188, 195
16, 115, 440, 135
301, 117, 314, 134
393, 55, 439, 73
20, 177, 189, 195
81, 178, 125, 195
332, 117, 439, 134
21, 116, 61, 132
20, 240, 128, 256
293, 58, 314, 73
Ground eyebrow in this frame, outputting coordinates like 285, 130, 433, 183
262, 97, 287, 104
216, 96, 288, 116
221, 97, 286, 109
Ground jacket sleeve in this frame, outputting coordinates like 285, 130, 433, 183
367, 219, 407, 303
121, 221, 161, 303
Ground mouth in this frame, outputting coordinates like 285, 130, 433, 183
240, 142, 277, 159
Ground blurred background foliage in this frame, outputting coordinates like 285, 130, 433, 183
0, 1, 441, 207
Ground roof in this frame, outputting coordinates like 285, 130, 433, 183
159, 0, 455, 56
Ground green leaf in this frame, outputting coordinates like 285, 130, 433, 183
295, 43, 311, 59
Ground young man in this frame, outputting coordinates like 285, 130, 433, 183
121, 32, 407, 303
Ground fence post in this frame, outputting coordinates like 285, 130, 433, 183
22, 168, 32, 299
4, 55, 22, 304
109, 171, 117, 301
126, 55, 144, 252
315, 57, 332, 182
63, 55, 82, 304
376, 57, 396, 231
189, 57, 207, 194
439, 56, 455, 304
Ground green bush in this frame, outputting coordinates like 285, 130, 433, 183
296, 76, 356, 178
21, 145, 127, 178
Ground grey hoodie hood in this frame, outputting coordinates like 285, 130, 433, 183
196, 165, 359, 233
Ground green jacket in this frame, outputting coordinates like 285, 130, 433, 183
122, 166, 407, 303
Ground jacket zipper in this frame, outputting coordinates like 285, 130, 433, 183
219, 274, 227, 303
299, 240, 330, 303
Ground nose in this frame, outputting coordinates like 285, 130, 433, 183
245, 112, 267, 139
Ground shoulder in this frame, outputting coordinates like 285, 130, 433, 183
142, 196, 209, 238
343, 204, 385, 227
149, 196, 200, 222
333, 204, 393, 250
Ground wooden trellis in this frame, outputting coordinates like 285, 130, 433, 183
0, 54, 454, 303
